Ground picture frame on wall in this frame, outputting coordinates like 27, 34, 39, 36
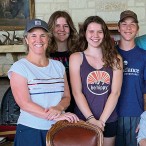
0, 0, 35, 31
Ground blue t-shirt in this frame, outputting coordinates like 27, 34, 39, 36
135, 35, 146, 50
117, 46, 146, 117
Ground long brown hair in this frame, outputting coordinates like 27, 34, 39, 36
78, 16, 121, 69
48, 11, 78, 53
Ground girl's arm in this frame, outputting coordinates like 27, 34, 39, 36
47, 73, 71, 120
99, 55, 123, 123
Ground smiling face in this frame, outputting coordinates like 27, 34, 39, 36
85, 22, 104, 49
53, 17, 70, 43
118, 17, 139, 41
25, 28, 49, 56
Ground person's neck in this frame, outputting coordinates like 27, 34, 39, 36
26, 54, 48, 67
119, 39, 136, 51
85, 47, 103, 58
57, 41, 68, 52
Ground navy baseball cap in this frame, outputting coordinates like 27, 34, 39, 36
25, 19, 49, 32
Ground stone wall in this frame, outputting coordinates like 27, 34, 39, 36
0, 0, 146, 101
0, 0, 146, 74
36, 0, 146, 35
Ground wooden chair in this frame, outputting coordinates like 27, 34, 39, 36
46, 120, 103, 146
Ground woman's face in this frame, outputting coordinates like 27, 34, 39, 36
53, 17, 70, 43
25, 28, 49, 56
86, 22, 104, 48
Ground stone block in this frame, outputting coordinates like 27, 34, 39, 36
72, 9, 96, 24
95, 11, 120, 22
69, 0, 87, 9
127, 0, 135, 6
135, 0, 145, 6
0, 64, 11, 77
35, 0, 53, 2
35, 3, 51, 14
50, 3, 69, 12
88, 1, 96, 8
96, 1, 127, 11
139, 27, 146, 35
54, 0, 68, 2
132, 8, 145, 21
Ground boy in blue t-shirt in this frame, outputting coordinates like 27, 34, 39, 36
115, 10, 146, 146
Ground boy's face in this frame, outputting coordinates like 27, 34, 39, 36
118, 17, 139, 41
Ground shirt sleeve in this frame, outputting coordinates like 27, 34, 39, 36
137, 111, 146, 143
8, 60, 28, 79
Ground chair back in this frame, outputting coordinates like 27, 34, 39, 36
46, 120, 103, 146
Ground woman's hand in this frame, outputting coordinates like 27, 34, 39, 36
54, 112, 79, 123
135, 124, 140, 133
87, 118, 105, 131
45, 106, 62, 120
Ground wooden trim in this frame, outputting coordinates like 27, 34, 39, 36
0, 131, 16, 135
106, 23, 118, 30
0, 45, 26, 53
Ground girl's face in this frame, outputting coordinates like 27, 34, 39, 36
53, 17, 70, 42
25, 28, 49, 56
118, 17, 139, 41
86, 22, 104, 49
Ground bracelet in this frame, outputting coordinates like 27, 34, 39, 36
86, 115, 94, 121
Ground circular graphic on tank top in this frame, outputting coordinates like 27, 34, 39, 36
87, 71, 110, 95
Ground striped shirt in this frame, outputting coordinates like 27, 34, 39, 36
8, 58, 65, 130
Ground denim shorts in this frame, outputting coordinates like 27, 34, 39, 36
14, 124, 48, 146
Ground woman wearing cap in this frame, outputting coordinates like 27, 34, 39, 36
48, 11, 78, 113
115, 10, 146, 146
8, 18, 79, 146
